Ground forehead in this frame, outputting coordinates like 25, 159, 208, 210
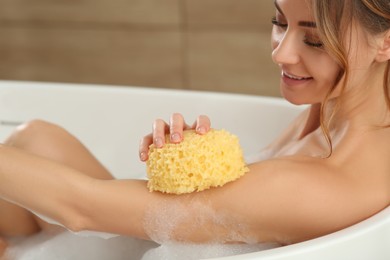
275, 0, 314, 19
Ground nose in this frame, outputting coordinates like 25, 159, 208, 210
271, 31, 301, 66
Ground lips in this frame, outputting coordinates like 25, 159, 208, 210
282, 71, 313, 80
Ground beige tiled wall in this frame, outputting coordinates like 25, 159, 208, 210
0, 28, 183, 88
0, 0, 280, 97
0, 0, 182, 24
185, 0, 273, 29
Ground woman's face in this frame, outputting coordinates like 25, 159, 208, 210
271, 0, 341, 105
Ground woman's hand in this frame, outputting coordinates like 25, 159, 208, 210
139, 113, 211, 161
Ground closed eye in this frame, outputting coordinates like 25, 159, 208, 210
303, 40, 324, 48
271, 17, 288, 28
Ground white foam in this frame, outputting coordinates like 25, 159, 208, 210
143, 197, 260, 245
6, 231, 157, 260
71, 230, 119, 239
5, 231, 278, 260
142, 242, 278, 260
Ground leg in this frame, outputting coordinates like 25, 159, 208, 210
0, 120, 114, 235
0, 237, 6, 258
5, 120, 113, 180
0, 199, 40, 237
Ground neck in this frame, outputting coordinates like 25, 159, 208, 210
300, 103, 321, 139
330, 62, 390, 131
299, 63, 390, 155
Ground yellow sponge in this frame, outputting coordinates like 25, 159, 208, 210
146, 129, 249, 194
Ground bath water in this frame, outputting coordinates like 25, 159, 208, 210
5, 231, 278, 260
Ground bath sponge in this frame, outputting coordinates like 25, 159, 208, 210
146, 129, 249, 194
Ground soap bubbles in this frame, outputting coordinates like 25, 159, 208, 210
5, 231, 278, 260
6, 232, 157, 260
143, 242, 278, 260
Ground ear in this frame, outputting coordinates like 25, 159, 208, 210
375, 30, 390, 63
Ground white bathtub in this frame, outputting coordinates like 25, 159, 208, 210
0, 80, 389, 260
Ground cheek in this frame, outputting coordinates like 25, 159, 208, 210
348, 45, 373, 70
311, 54, 341, 86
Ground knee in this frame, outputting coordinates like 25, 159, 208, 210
6, 119, 64, 149
18, 119, 58, 134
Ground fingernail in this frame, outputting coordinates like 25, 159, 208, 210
155, 137, 163, 148
140, 152, 147, 161
171, 133, 181, 143
197, 126, 206, 134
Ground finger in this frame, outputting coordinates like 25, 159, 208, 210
153, 119, 168, 148
169, 113, 186, 143
193, 115, 211, 134
139, 133, 153, 161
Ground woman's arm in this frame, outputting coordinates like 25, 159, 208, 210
0, 144, 95, 231
0, 144, 374, 244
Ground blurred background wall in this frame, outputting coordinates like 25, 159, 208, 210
0, 0, 280, 96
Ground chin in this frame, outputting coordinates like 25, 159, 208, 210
280, 89, 311, 106
280, 85, 325, 106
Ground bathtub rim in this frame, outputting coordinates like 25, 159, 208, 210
0, 79, 289, 106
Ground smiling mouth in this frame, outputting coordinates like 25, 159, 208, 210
282, 71, 313, 80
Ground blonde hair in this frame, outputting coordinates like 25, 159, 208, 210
313, 0, 390, 156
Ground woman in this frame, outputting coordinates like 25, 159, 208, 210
0, 0, 389, 252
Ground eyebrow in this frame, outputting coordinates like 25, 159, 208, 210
298, 21, 317, 28
274, 0, 317, 28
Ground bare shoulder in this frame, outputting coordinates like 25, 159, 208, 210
214, 156, 386, 244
